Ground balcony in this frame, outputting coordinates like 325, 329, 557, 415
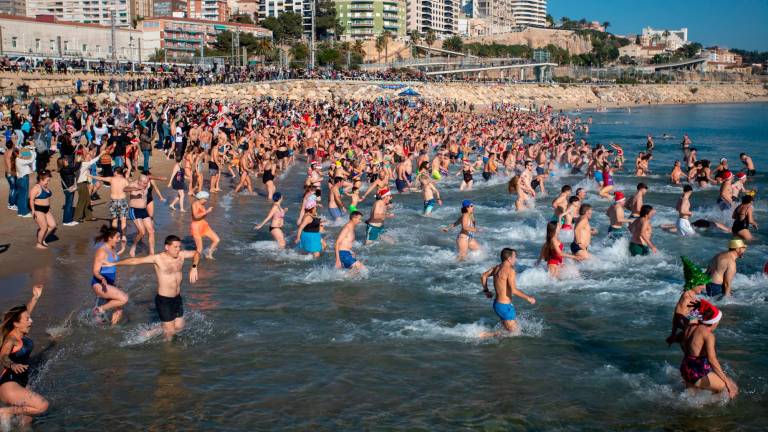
350, 21, 374, 27
383, 24, 399, 30
382, 16, 399, 22
350, 5, 374, 11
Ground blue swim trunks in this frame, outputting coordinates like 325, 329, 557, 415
423, 199, 436, 213
339, 250, 357, 269
705, 282, 723, 298
493, 301, 516, 321
366, 223, 383, 241
395, 179, 407, 192
328, 207, 343, 221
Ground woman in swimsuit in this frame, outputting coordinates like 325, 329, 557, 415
598, 164, 614, 199
731, 195, 757, 241
167, 156, 187, 211
0, 283, 48, 426
190, 191, 220, 259
255, 192, 287, 249
28, 170, 56, 250
680, 300, 738, 398
458, 159, 474, 191
442, 200, 480, 261
261, 157, 277, 201
296, 199, 324, 258
539, 221, 575, 279
91, 225, 129, 325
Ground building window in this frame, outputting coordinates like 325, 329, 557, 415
49, 40, 55, 51
96, 45, 101, 53
11, 37, 17, 48
35, 39, 41, 51
64, 41, 70, 51
82, 44, 87, 52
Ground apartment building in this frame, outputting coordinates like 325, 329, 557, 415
406, 0, 459, 37
187, 0, 229, 21
336, 0, 406, 40
641, 27, 688, 51
141, 15, 271, 60
0, 0, 26, 16
132, 0, 154, 18
257, 0, 303, 20
24, 0, 132, 27
510, 0, 545, 28
154, 0, 187, 16
475, 0, 514, 34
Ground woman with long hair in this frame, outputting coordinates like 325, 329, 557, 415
0, 284, 49, 426
442, 200, 480, 261
538, 221, 575, 279
91, 225, 129, 325
28, 170, 56, 250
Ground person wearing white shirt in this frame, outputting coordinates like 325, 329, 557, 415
74, 147, 103, 222
14, 147, 36, 217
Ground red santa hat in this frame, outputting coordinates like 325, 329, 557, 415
378, 187, 391, 198
614, 191, 625, 202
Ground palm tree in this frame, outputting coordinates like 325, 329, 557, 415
381, 30, 392, 64
408, 30, 421, 58
602, 21, 610, 32
425, 29, 436, 48
375, 35, 385, 62
353, 40, 365, 56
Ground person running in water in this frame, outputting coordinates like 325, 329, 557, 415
442, 200, 480, 261
731, 195, 757, 242
114, 235, 200, 341
625, 183, 648, 218
675, 185, 695, 237
704, 238, 747, 298
571, 204, 596, 261
679, 300, 738, 399
126, 175, 155, 256
335, 211, 365, 271
190, 191, 220, 259
418, 163, 442, 216
479, 248, 536, 337
365, 188, 393, 245
628, 205, 657, 256
539, 221, 576, 278
666, 256, 710, 346
0, 284, 48, 427
296, 198, 324, 258
254, 192, 287, 249
740, 152, 756, 177
91, 225, 129, 325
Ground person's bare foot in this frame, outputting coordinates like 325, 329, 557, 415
129, 246, 137, 257
111, 309, 123, 325
35, 243, 48, 250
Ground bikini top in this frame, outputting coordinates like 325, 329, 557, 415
36, 187, 52, 200
7, 336, 33, 366
99, 244, 118, 275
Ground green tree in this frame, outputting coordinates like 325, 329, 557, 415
261, 12, 304, 43
230, 14, 254, 24
375, 34, 385, 62
315, 0, 344, 40
382, 30, 392, 63
353, 40, 365, 55
408, 30, 421, 57
545, 43, 570, 64
602, 21, 610, 32
290, 42, 309, 62
149, 49, 165, 63
442, 35, 463, 52
546, 14, 554, 27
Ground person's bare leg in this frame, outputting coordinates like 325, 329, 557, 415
205, 231, 220, 259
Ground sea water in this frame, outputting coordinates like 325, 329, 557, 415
3, 102, 768, 430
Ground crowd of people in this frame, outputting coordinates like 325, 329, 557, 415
0, 90, 764, 426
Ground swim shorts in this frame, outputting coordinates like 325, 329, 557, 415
131, 207, 150, 220
155, 294, 184, 322
705, 283, 723, 298
423, 199, 435, 214
366, 223, 383, 241
629, 242, 650, 257
570, 241, 582, 254
493, 301, 516, 321
717, 198, 732, 211
109, 199, 129, 219
328, 207, 343, 221
395, 179, 407, 192
676, 218, 696, 237
339, 250, 357, 269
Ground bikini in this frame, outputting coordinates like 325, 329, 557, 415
269, 208, 285, 232
33, 186, 52, 213
91, 244, 118, 287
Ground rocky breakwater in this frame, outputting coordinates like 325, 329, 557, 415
132, 80, 768, 109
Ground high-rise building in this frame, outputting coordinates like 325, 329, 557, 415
25, 0, 132, 27
406, 0, 459, 37
475, 0, 513, 33
336, 0, 406, 40
510, 0, 545, 28
187, 0, 229, 21
257, 0, 303, 20
0, 0, 26, 16
132, 0, 155, 19
154, 0, 187, 16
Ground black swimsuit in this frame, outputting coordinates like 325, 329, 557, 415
0, 336, 33, 387
732, 207, 750, 234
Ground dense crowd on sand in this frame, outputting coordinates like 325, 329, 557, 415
0, 91, 764, 427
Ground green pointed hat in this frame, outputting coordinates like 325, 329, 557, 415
681, 256, 711, 291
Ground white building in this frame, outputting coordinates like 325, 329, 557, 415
475, 0, 514, 34
0, 14, 155, 60
406, 0, 459, 37
510, 0, 545, 28
258, 0, 303, 20
641, 26, 688, 51
0, 0, 26, 16
25, 0, 133, 27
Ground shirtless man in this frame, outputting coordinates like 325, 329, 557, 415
625, 183, 648, 218
115, 235, 200, 341
125, 175, 155, 256
327, 179, 345, 222
419, 169, 442, 216
335, 211, 365, 271
394, 158, 412, 193
705, 238, 747, 298
717, 171, 734, 211
571, 204, 596, 261
740, 152, 755, 177
606, 191, 631, 241
479, 248, 536, 337
88, 166, 130, 241
517, 161, 537, 206
551, 185, 571, 211
365, 188, 393, 245
628, 205, 657, 256
675, 185, 695, 236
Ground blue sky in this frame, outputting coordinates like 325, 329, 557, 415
548, 0, 768, 51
